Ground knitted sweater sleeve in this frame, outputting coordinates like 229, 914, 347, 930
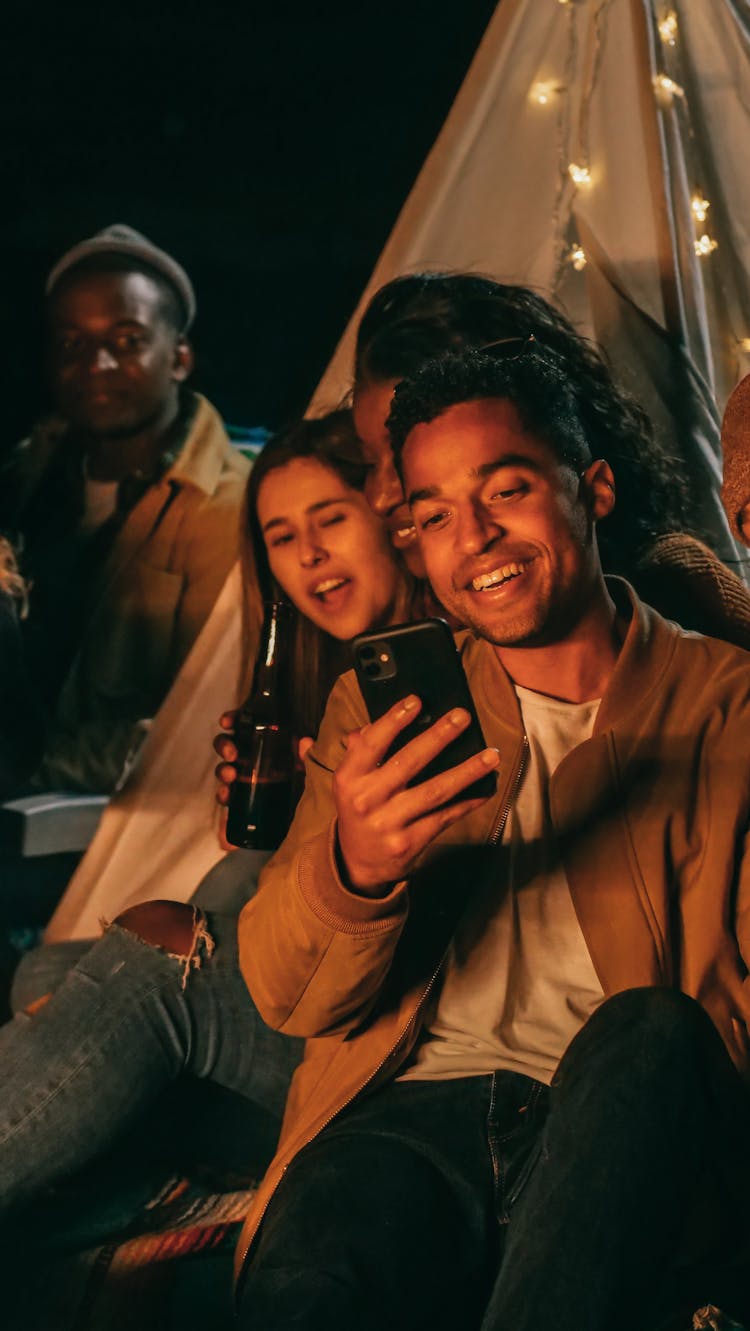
632, 533, 750, 651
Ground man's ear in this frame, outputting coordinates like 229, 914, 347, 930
172, 337, 194, 384
580, 458, 615, 521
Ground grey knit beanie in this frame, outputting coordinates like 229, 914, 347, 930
45, 223, 196, 331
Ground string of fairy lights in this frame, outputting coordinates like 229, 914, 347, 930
531, 4, 723, 288
652, 13, 719, 261
650, 10, 750, 361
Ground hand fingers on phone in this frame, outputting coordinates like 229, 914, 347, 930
406, 792, 493, 850
344, 695, 422, 771
219, 711, 237, 731
373, 778, 494, 879
395, 746, 499, 824
372, 707, 477, 800
340, 707, 481, 820
337, 776, 492, 891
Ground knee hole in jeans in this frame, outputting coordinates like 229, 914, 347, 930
113, 900, 200, 957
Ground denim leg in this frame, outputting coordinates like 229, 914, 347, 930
486, 1072, 549, 1225
237, 1077, 499, 1331
482, 987, 750, 1331
8, 849, 270, 1014
190, 847, 271, 913
10, 938, 92, 1012
0, 912, 302, 1219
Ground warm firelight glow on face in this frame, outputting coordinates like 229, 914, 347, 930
257, 457, 402, 640
401, 399, 603, 649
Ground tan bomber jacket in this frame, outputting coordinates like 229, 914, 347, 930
20, 394, 251, 792
235, 581, 750, 1280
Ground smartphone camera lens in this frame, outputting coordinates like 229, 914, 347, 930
357, 640, 397, 682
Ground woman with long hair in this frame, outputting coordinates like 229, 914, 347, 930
0, 410, 408, 1250
210, 411, 414, 823
240, 408, 410, 739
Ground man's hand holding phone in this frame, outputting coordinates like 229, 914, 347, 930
334, 695, 500, 896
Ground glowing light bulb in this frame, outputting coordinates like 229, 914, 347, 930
654, 74, 684, 102
694, 234, 718, 257
531, 81, 554, 105
658, 12, 678, 45
568, 162, 591, 186
568, 245, 587, 271
691, 194, 710, 223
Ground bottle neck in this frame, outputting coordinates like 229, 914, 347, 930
242, 601, 291, 722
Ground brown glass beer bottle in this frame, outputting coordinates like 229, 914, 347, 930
225, 600, 296, 850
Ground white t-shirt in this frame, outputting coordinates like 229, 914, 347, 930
401, 684, 605, 1086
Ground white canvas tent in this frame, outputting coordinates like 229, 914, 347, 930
46, 0, 750, 941
310, 0, 750, 569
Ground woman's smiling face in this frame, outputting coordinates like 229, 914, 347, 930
256, 456, 402, 640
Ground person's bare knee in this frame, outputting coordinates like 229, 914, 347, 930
114, 900, 199, 956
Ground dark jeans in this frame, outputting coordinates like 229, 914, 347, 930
237, 988, 750, 1331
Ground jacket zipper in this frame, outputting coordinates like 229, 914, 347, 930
488, 734, 528, 845
236, 734, 529, 1275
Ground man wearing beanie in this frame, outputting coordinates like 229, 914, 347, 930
0, 225, 252, 794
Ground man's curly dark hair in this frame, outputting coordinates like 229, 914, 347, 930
356, 272, 697, 575
388, 345, 592, 472
387, 344, 665, 577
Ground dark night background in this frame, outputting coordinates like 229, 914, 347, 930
2, 1, 496, 445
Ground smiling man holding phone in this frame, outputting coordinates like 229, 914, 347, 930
235, 346, 750, 1331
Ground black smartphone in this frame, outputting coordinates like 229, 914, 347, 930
352, 618, 497, 801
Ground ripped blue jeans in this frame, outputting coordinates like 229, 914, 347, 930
0, 911, 303, 1228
